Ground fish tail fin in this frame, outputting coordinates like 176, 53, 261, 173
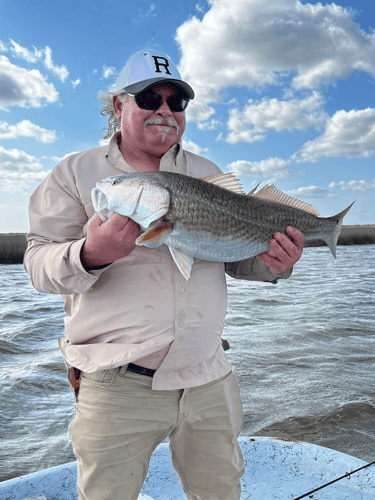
324, 202, 355, 258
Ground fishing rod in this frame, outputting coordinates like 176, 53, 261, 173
293, 459, 375, 499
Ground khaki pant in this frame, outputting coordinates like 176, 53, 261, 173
69, 366, 245, 500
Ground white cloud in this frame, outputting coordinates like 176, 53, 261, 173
7, 39, 69, 82
9, 39, 42, 62
102, 66, 116, 79
146, 3, 157, 17
43, 46, 69, 82
0, 146, 50, 192
329, 179, 375, 192
195, 3, 206, 14
0, 56, 59, 109
295, 108, 375, 162
42, 151, 81, 163
0, 146, 43, 172
186, 99, 216, 123
0, 120, 56, 142
182, 139, 209, 156
197, 119, 221, 131
0, 170, 50, 192
226, 91, 328, 144
0, 40, 8, 52
176, 0, 375, 119
133, 3, 157, 23
227, 157, 290, 177
71, 78, 81, 89
286, 185, 331, 198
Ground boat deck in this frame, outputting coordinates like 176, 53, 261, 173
1, 436, 374, 499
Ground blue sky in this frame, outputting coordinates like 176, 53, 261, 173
1, 0, 375, 233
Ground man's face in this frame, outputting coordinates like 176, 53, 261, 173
114, 82, 186, 157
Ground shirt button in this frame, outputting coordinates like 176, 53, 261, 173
178, 321, 184, 327
179, 287, 185, 294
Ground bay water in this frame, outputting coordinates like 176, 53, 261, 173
1, 245, 374, 482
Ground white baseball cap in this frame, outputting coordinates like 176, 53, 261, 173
115, 49, 194, 99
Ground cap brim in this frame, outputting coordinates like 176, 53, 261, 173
124, 77, 194, 99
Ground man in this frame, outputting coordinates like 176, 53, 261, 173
24, 49, 304, 500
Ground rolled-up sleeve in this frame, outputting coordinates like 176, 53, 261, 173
24, 164, 103, 295
225, 255, 292, 284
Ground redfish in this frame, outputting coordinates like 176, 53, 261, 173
92, 172, 353, 280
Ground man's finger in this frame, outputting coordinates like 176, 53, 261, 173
88, 213, 105, 228
271, 234, 290, 256
285, 226, 305, 249
106, 213, 132, 230
274, 232, 299, 258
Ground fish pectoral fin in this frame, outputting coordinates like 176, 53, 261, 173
168, 247, 194, 281
135, 221, 173, 248
201, 173, 245, 194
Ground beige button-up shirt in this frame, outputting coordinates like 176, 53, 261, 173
24, 133, 291, 390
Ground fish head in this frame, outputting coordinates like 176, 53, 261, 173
92, 173, 170, 229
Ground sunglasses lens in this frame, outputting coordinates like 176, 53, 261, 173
167, 95, 189, 112
135, 90, 189, 112
135, 91, 162, 110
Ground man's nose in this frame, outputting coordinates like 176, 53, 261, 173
156, 98, 172, 116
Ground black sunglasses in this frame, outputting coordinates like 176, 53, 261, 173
134, 89, 189, 112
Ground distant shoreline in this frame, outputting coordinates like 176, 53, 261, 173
1, 225, 374, 265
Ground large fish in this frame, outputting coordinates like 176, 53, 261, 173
91, 172, 354, 280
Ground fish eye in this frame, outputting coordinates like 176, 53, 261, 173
111, 179, 119, 186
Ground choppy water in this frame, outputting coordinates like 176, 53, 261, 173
1, 245, 374, 482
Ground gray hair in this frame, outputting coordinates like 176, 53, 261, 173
97, 90, 130, 140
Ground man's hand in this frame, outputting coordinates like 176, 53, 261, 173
258, 226, 305, 275
81, 213, 140, 271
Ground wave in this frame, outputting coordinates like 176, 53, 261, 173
0, 338, 18, 354
249, 402, 375, 462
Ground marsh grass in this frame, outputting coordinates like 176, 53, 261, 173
1, 226, 374, 264
0, 234, 28, 264
305, 225, 375, 248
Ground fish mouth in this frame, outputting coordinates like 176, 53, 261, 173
91, 187, 113, 221
92, 188, 107, 212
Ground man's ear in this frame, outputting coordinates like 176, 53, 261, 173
113, 95, 123, 120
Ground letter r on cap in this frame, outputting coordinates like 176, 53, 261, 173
151, 56, 172, 75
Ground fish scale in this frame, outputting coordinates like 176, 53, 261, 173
162, 174, 326, 243
92, 171, 354, 280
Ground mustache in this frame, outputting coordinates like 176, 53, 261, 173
144, 117, 180, 135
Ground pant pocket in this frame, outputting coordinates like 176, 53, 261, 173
81, 367, 119, 384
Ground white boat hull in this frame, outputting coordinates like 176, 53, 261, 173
0, 437, 374, 499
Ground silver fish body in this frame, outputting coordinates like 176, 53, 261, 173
92, 171, 354, 280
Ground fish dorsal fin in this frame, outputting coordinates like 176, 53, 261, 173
247, 183, 261, 196
251, 184, 320, 216
201, 173, 245, 195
